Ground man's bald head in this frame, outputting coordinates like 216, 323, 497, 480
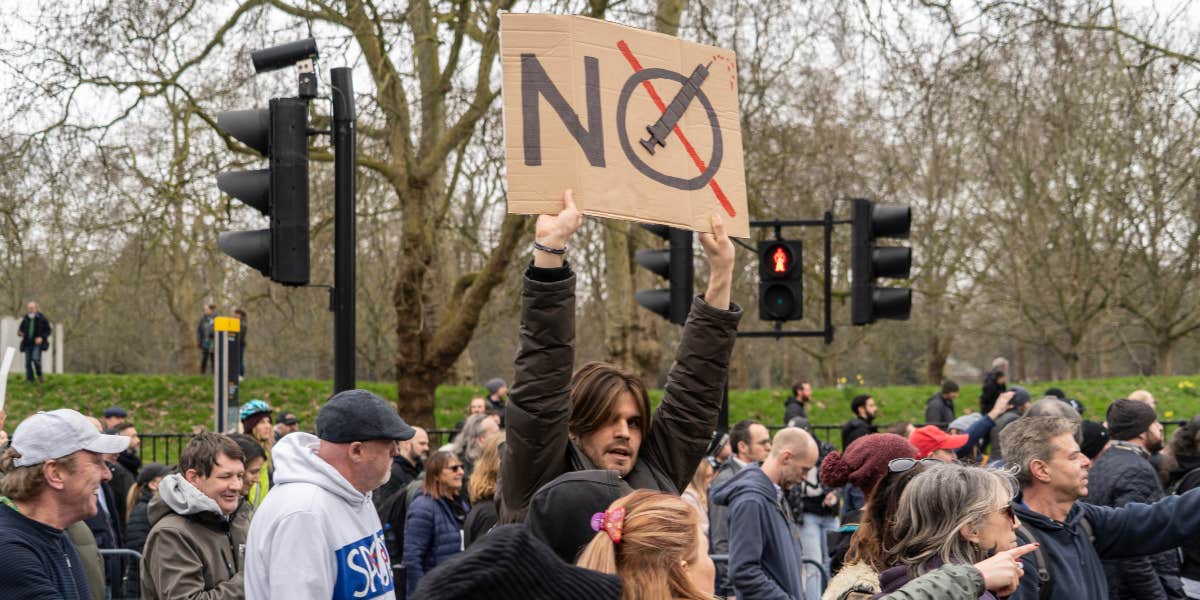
770, 426, 816, 458
766, 427, 818, 487
1128, 390, 1156, 409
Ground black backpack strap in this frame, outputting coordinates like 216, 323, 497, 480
1079, 516, 1095, 544
1015, 524, 1053, 600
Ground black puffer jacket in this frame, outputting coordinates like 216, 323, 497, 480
1084, 443, 1185, 600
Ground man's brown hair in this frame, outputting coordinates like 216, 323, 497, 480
179, 433, 244, 478
568, 362, 651, 438
0, 447, 79, 502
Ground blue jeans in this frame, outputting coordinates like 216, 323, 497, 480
800, 513, 838, 600
24, 346, 42, 381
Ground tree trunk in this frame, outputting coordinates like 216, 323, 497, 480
604, 221, 635, 367
1156, 341, 1174, 376
926, 335, 951, 385
397, 368, 439, 429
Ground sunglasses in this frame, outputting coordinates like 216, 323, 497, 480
887, 457, 943, 473
998, 504, 1016, 522
447, 464, 464, 472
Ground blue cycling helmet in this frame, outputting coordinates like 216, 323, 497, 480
240, 399, 272, 421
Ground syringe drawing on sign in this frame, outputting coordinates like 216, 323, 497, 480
639, 61, 711, 155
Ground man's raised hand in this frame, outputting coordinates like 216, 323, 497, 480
534, 189, 584, 268
699, 213, 734, 310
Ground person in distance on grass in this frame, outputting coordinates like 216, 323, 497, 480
0, 408, 130, 600
17, 301, 52, 384
140, 433, 250, 600
497, 189, 741, 524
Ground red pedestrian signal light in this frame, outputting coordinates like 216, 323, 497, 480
772, 246, 788, 273
758, 240, 802, 321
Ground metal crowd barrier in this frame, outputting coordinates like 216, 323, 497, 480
710, 553, 828, 594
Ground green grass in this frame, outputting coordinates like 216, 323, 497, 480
4, 373, 1199, 438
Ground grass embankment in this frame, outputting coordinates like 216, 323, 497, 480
5, 373, 1200, 437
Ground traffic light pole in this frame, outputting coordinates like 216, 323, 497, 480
331, 67, 356, 393
736, 213, 849, 344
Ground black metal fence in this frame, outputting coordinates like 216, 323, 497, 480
138, 420, 1190, 465
138, 429, 463, 466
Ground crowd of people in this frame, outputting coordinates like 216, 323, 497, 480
4, 195, 1200, 600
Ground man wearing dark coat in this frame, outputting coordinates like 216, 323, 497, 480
1084, 399, 1184, 600
16, 301, 51, 383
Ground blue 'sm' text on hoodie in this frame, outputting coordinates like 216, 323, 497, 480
334, 529, 394, 599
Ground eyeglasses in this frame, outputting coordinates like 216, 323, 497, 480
447, 464, 464, 472
887, 457, 943, 473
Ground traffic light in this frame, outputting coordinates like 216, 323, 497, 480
635, 225, 694, 325
216, 97, 310, 286
758, 240, 803, 321
851, 198, 912, 325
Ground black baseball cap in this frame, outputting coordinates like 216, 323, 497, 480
277, 412, 299, 426
316, 389, 415, 443
104, 406, 128, 419
526, 470, 631, 563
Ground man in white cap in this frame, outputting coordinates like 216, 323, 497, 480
0, 409, 130, 599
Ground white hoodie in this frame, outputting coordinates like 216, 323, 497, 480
245, 432, 396, 600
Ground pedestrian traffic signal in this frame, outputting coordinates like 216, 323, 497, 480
758, 240, 803, 321
635, 225, 693, 325
851, 198, 912, 325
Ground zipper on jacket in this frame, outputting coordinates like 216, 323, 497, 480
226, 527, 239, 571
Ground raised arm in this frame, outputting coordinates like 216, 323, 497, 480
642, 215, 742, 493
497, 190, 584, 524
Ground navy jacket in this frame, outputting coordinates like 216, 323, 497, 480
403, 492, 467, 594
712, 465, 803, 600
0, 503, 90, 600
1084, 444, 1183, 600
1011, 487, 1200, 600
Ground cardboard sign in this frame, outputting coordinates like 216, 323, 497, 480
500, 14, 749, 238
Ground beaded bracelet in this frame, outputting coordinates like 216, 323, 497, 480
533, 240, 566, 255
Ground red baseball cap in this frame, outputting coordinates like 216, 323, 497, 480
909, 425, 968, 459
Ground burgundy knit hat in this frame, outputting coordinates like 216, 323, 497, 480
819, 433, 918, 494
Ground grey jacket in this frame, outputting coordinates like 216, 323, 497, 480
498, 266, 742, 523
141, 474, 250, 600
708, 457, 746, 595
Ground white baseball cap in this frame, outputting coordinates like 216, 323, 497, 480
12, 409, 131, 467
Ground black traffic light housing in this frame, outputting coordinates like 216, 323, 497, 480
851, 198, 912, 325
217, 97, 311, 286
758, 240, 803, 321
635, 225, 694, 325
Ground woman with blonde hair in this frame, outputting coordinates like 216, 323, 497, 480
681, 457, 715, 537
464, 431, 504, 547
577, 490, 714, 600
